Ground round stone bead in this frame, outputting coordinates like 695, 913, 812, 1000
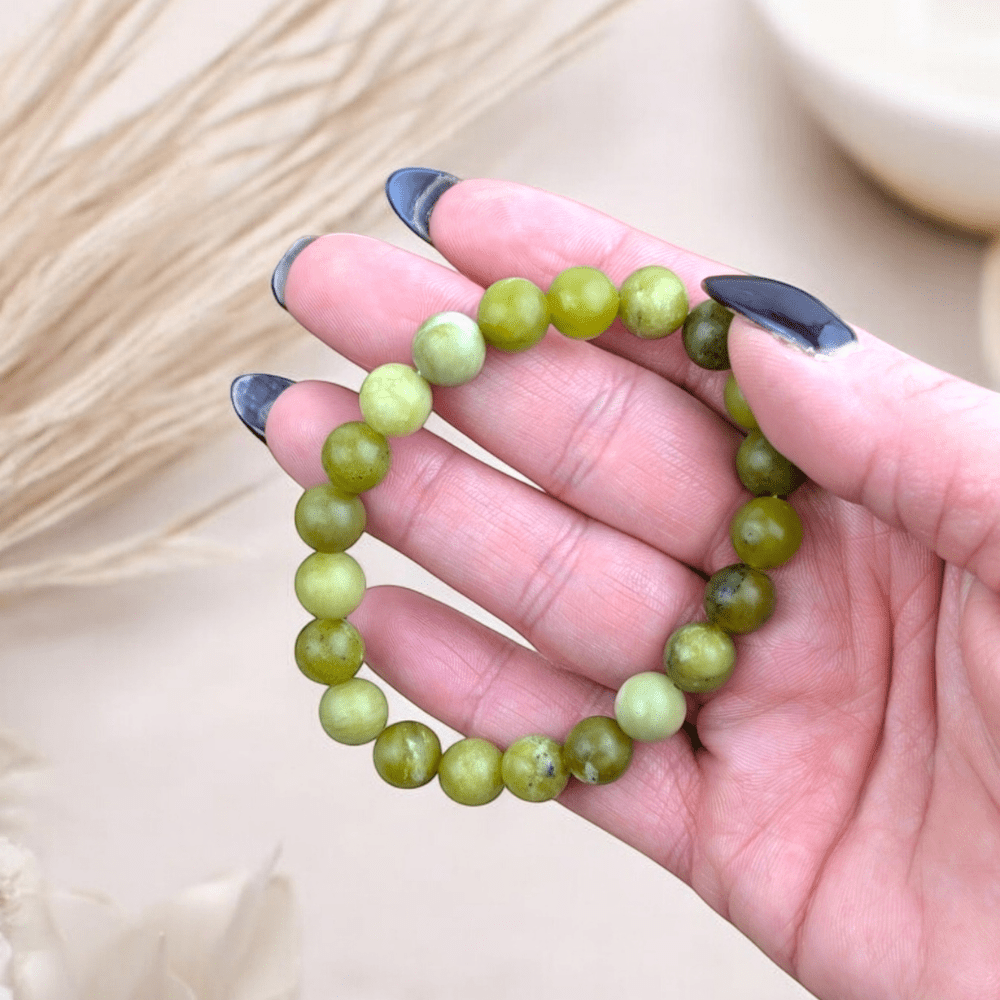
500, 734, 569, 802
562, 716, 633, 785
294, 618, 365, 685
412, 311, 487, 386
294, 551, 366, 620
704, 563, 775, 634
438, 738, 505, 806
546, 266, 619, 340
318, 678, 388, 745
614, 672, 687, 742
730, 496, 803, 569
663, 622, 736, 693
321, 421, 391, 494
294, 484, 366, 552
373, 721, 442, 789
359, 363, 433, 437
618, 265, 688, 339
736, 430, 807, 497
477, 277, 550, 353
682, 299, 733, 370
723, 374, 759, 431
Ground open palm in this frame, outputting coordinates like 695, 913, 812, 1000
265, 179, 1000, 1000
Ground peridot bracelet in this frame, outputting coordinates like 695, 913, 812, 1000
291, 265, 805, 805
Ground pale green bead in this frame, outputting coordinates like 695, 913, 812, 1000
412, 311, 487, 386
359, 363, 433, 437
618, 265, 688, 339
438, 738, 505, 805
318, 678, 388, 745
294, 551, 366, 619
614, 671, 687, 742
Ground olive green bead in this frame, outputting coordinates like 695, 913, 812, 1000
477, 277, 550, 353
736, 430, 807, 497
501, 734, 569, 802
318, 678, 387, 745
294, 484, 366, 552
412, 311, 487, 386
359, 363, 433, 437
730, 496, 803, 569
438, 738, 505, 805
704, 563, 775, 634
618, 265, 688, 339
373, 721, 442, 789
614, 672, 687, 742
294, 551, 366, 620
295, 618, 365, 685
546, 266, 619, 340
682, 299, 733, 370
562, 716, 633, 785
723, 374, 759, 431
663, 622, 736, 693
321, 421, 391, 494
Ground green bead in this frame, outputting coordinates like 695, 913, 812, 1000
736, 430, 807, 497
295, 618, 365, 685
663, 622, 736, 693
321, 421, 391, 494
546, 266, 619, 340
294, 484, 366, 552
500, 734, 569, 802
412, 311, 487, 386
359, 363, 433, 437
373, 721, 442, 788
438, 738, 505, 805
318, 678, 388, 745
477, 277, 550, 353
562, 716, 633, 785
618, 265, 688, 339
614, 672, 687, 742
682, 300, 733, 370
730, 496, 803, 569
723, 374, 759, 431
294, 551, 366, 620
704, 563, 775, 634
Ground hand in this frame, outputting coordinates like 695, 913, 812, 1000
263, 178, 1000, 1000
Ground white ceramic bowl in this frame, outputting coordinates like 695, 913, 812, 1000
750, 0, 1000, 233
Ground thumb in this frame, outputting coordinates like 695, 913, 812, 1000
709, 275, 1000, 594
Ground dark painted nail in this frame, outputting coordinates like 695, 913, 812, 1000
271, 236, 318, 309
230, 373, 295, 443
385, 168, 461, 244
702, 275, 857, 354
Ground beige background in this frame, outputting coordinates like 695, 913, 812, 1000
1, 0, 994, 998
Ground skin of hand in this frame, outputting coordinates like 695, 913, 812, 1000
265, 179, 1000, 1000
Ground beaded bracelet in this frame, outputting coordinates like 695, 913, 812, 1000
291, 265, 805, 805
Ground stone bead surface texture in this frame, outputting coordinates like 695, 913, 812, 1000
477, 277, 550, 352
704, 563, 776, 634
294, 484, 366, 553
730, 496, 803, 569
438, 738, 505, 805
736, 430, 807, 497
295, 618, 365, 685
412, 311, 487, 386
614, 672, 687, 742
321, 421, 391, 494
319, 678, 388, 745
618, 265, 689, 339
501, 734, 569, 801
359, 363, 433, 437
294, 551, 366, 620
723, 374, 759, 430
373, 721, 443, 788
663, 622, 736, 693
562, 716, 634, 784
546, 266, 619, 340
682, 299, 733, 370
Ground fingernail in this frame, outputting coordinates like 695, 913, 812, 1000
702, 275, 857, 354
385, 167, 461, 244
271, 236, 318, 309
230, 373, 295, 443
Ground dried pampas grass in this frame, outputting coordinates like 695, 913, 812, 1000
0, 0, 630, 598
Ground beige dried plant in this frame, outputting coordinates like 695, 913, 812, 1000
0, 0, 629, 598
